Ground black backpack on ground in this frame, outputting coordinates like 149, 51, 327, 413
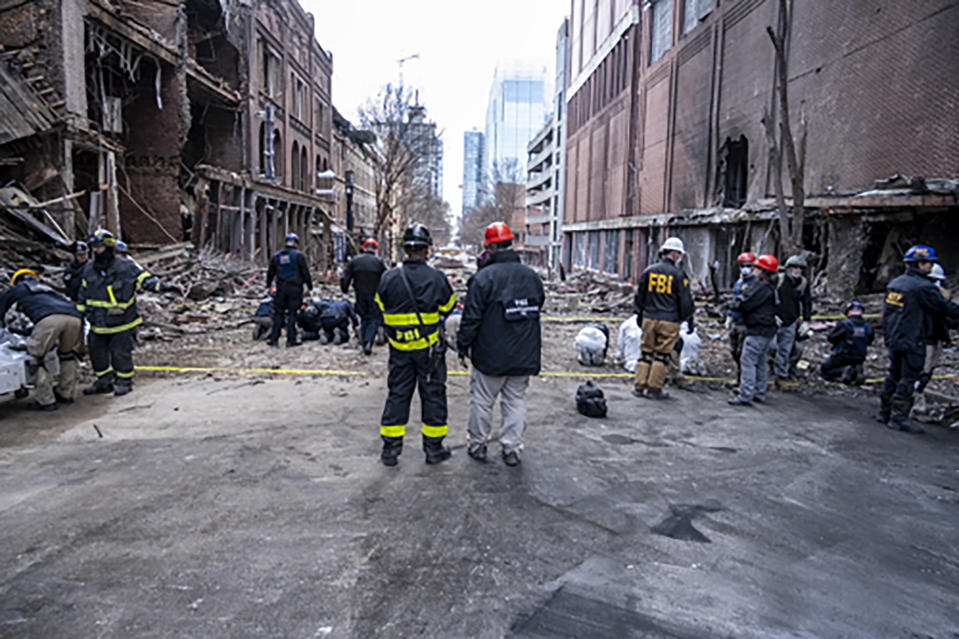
576, 381, 607, 418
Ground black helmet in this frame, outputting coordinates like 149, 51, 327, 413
402, 223, 432, 250
89, 229, 117, 248
74, 240, 89, 255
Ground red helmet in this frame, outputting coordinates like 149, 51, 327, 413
737, 252, 756, 264
755, 254, 779, 273
484, 222, 514, 246
362, 238, 378, 251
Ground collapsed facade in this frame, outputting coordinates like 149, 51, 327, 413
562, 0, 959, 294
0, 0, 338, 267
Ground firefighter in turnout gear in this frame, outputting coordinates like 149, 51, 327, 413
341, 237, 386, 354
78, 229, 181, 396
266, 233, 313, 347
879, 245, 959, 433
63, 241, 89, 302
632, 237, 694, 399
0, 269, 83, 410
375, 223, 457, 466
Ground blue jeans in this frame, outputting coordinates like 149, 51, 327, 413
738, 335, 773, 402
774, 322, 797, 378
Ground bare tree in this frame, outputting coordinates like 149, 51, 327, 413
358, 83, 438, 253
403, 182, 453, 246
761, 0, 808, 256
459, 159, 525, 250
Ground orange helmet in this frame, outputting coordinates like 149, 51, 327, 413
362, 238, 378, 251
484, 222, 514, 246
755, 254, 779, 273
737, 252, 756, 264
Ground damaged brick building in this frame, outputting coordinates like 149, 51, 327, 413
562, 0, 959, 294
0, 0, 336, 266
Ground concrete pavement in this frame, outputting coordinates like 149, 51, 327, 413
0, 375, 957, 637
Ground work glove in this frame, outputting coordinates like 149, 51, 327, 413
161, 283, 183, 295
724, 316, 732, 330
797, 321, 812, 341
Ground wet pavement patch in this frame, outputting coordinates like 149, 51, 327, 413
650, 502, 722, 543
510, 587, 694, 638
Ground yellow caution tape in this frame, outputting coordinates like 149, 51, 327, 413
543, 313, 881, 323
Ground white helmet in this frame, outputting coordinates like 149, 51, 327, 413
660, 237, 685, 255
929, 263, 946, 280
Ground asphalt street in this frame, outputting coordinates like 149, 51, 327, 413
1, 374, 957, 637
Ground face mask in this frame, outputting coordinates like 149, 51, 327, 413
741, 266, 753, 277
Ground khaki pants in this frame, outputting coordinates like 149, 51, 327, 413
634, 318, 680, 392
27, 314, 83, 405
467, 369, 529, 455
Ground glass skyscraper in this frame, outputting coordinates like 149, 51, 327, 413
462, 130, 484, 215
484, 63, 550, 185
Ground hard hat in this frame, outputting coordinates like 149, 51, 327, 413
660, 237, 685, 254
362, 238, 378, 251
846, 300, 865, 315
904, 244, 936, 262
402, 223, 432, 249
785, 255, 807, 269
11, 268, 38, 286
116, 240, 128, 254
285, 232, 299, 245
89, 228, 116, 247
737, 252, 756, 264
929, 263, 946, 280
484, 222, 514, 246
74, 240, 89, 255
755, 254, 779, 273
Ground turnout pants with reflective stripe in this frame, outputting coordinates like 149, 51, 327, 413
634, 318, 680, 392
467, 369, 529, 455
27, 313, 83, 405
88, 329, 135, 387
380, 347, 448, 439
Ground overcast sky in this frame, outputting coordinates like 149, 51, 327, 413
307, 0, 570, 218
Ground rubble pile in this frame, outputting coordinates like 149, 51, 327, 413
544, 272, 635, 315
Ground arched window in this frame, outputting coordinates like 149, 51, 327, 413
273, 130, 282, 178
300, 147, 308, 192
291, 141, 300, 190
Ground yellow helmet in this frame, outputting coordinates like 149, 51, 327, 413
11, 268, 38, 286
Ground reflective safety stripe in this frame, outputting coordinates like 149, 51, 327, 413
387, 330, 439, 351
95, 367, 114, 377
421, 424, 447, 438
106, 285, 117, 306
438, 293, 456, 314
136, 270, 153, 289
374, 292, 385, 312
380, 424, 405, 437
90, 317, 143, 335
382, 312, 439, 326
115, 370, 135, 379
76, 304, 86, 312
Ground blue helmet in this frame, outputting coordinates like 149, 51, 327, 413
285, 232, 299, 245
904, 244, 936, 262
846, 300, 864, 315
116, 240, 128, 254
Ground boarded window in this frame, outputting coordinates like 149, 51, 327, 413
650, 0, 673, 64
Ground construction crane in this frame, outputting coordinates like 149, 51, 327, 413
396, 53, 420, 85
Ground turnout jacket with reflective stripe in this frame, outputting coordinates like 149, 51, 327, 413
374, 259, 456, 351
77, 256, 164, 335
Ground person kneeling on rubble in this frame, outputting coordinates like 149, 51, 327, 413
251, 289, 275, 340
821, 301, 873, 385
728, 254, 779, 406
632, 237, 695, 400
0, 269, 83, 411
79, 229, 181, 397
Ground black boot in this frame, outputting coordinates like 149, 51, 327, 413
114, 380, 133, 396
853, 365, 866, 386
83, 381, 114, 395
875, 393, 892, 424
380, 436, 403, 466
423, 435, 451, 465
888, 397, 925, 434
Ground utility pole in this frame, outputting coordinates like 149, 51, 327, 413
396, 52, 419, 85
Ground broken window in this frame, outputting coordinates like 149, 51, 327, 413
604, 230, 620, 275
650, 0, 672, 64
722, 135, 749, 208
588, 230, 601, 270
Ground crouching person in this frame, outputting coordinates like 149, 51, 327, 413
728, 254, 779, 406
821, 301, 873, 384
0, 269, 83, 410
457, 222, 545, 466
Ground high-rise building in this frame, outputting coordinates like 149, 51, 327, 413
462, 130, 484, 215
484, 62, 550, 184
407, 104, 443, 198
